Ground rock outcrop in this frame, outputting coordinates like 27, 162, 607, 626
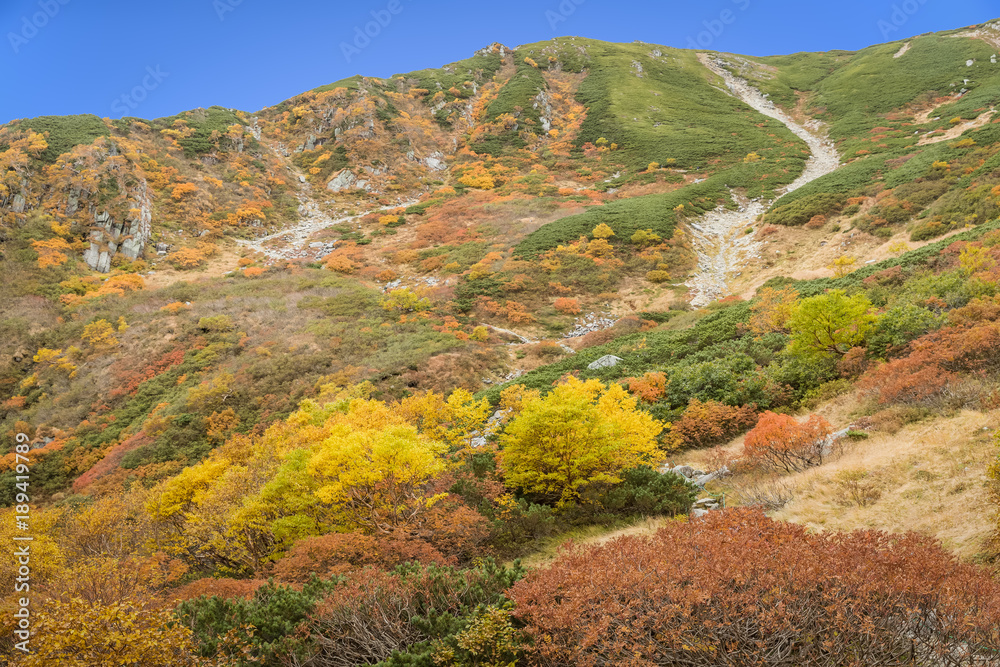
82, 179, 152, 273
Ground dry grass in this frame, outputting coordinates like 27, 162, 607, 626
657, 390, 998, 562
770, 409, 998, 560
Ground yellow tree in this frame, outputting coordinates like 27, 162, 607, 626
499, 377, 663, 504
749, 286, 798, 335
828, 255, 857, 278
81, 319, 119, 351
592, 223, 615, 239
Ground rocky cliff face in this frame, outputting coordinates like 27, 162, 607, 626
72, 176, 153, 273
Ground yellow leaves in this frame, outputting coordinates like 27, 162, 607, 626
50, 218, 72, 237
743, 152, 763, 162
82, 319, 119, 351
33, 347, 77, 378
888, 241, 911, 255
749, 286, 798, 335
585, 238, 614, 258
381, 287, 432, 313
960, 244, 997, 276
592, 223, 615, 239
19, 597, 209, 667
379, 214, 401, 226
185, 373, 234, 413
398, 388, 491, 449
500, 377, 663, 504
145, 457, 232, 522
828, 254, 857, 278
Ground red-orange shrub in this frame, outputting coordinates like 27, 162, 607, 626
412, 500, 489, 561
742, 411, 832, 472
170, 577, 265, 602
511, 509, 1000, 667
272, 532, 448, 584
553, 297, 581, 315
670, 399, 758, 448
625, 372, 667, 403
860, 323, 1000, 407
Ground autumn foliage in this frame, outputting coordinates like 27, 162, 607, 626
670, 398, 759, 449
742, 410, 833, 472
860, 321, 1000, 407
511, 509, 1000, 667
500, 377, 663, 504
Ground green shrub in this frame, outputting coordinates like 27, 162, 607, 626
600, 466, 697, 516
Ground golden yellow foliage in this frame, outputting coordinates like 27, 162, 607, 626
500, 377, 664, 504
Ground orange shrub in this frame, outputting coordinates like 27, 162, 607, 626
553, 297, 581, 315
159, 301, 191, 313
167, 247, 207, 270
243, 266, 266, 278
273, 532, 449, 584
805, 214, 826, 229
503, 300, 535, 324
511, 509, 1000, 667
742, 411, 832, 472
171, 577, 265, 602
859, 323, 1000, 407
626, 372, 667, 403
671, 399, 758, 448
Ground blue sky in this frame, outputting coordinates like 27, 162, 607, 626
1, 0, 997, 124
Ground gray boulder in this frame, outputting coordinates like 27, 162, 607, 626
326, 169, 357, 192
587, 354, 622, 370
670, 465, 695, 479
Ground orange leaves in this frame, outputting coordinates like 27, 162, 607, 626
242, 266, 266, 278
553, 297, 581, 315
170, 182, 199, 200
167, 247, 208, 270
510, 508, 1000, 666
626, 372, 668, 403
31, 237, 72, 268
160, 301, 191, 314
743, 411, 832, 472
859, 322, 1000, 407
273, 531, 449, 584
670, 399, 759, 449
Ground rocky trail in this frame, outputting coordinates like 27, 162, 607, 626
685, 54, 841, 306
238, 144, 416, 263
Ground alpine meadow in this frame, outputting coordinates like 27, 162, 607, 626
5, 6, 1000, 665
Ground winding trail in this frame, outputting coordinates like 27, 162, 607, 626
238, 139, 417, 262
685, 54, 840, 306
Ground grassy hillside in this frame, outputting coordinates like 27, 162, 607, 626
4, 22, 1000, 665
